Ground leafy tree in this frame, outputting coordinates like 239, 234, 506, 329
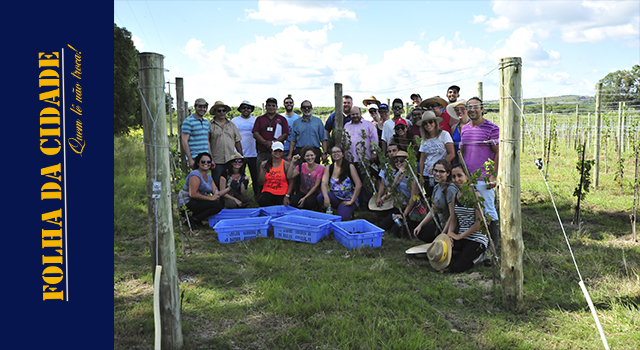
114, 23, 141, 134
599, 64, 640, 109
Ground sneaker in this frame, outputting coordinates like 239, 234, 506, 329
473, 251, 488, 266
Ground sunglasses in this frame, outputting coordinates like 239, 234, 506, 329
233, 159, 244, 163
215, 109, 226, 113
200, 160, 212, 164
426, 103, 440, 109
426, 120, 437, 125
394, 158, 406, 163
301, 106, 312, 110
395, 125, 406, 130
432, 169, 447, 174
454, 107, 467, 112
392, 106, 404, 110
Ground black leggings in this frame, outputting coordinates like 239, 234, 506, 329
448, 239, 485, 273
290, 191, 319, 210
186, 199, 223, 221
257, 191, 285, 207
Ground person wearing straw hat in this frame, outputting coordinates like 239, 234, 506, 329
420, 96, 451, 134
427, 233, 453, 271
219, 152, 251, 208
362, 95, 381, 123
460, 97, 500, 251
181, 98, 212, 169
443, 164, 489, 273
232, 100, 260, 196
373, 150, 417, 236
446, 99, 468, 165
209, 101, 243, 188
417, 111, 454, 198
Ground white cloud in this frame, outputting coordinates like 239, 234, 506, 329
472, 14, 487, 24
132, 35, 144, 51
244, 0, 356, 25
482, 0, 639, 44
492, 28, 561, 67
176, 27, 501, 106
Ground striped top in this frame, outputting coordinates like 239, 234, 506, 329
454, 197, 488, 248
181, 114, 211, 158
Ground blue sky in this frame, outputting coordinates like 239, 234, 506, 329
114, 0, 639, 108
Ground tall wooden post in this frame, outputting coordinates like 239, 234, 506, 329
542, 97, 547, 160
617, 102, 623, 155
334, 83, 344, 148
176, 78, 187, 173
499, 57, 523, 311
167, 81, 173, 136
521, 99, 525, 153
575, 104, 580, 149
477, 82, 483, 101
405, 102, 410, 118
587, 112, 592, 151
593, 82, 602, 188
137, 52, 184, 350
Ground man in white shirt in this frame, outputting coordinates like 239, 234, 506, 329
231, 100, 259, 195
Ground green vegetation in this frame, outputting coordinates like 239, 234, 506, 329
115, 124, 639, 349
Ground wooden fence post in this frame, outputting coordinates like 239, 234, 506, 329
499, 57, 524, 311
477, 82, 483, 101
542, 97, 547, 161
575, 104, 580, 150
176, 77, 187, 174
334, 83, 343, 148
594, 82, 602, 188
137, 52, 184, 350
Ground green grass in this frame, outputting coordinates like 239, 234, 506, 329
114, 132, 640, 350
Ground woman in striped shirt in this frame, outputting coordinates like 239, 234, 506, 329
443, 164, 488, 273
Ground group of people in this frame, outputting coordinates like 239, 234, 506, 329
178, 86, 500, 273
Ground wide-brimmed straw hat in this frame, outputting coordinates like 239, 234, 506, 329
405, 243, 432, 258
416, 110, 443, 126
368, 196, 394, 211
419, 96, 448, 108
228, 152, 246, 162
239, 100, 255, 112
427, 233, 452, 271
391, 150, 409, 159
362, 95, 381, 106
209, 101, 231, 114
445, 99, 467, 125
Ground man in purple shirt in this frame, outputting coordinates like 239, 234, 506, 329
460, 96, 500, 251
344, 106, 379, 209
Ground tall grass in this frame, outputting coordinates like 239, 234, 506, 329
114, 133, 639, 350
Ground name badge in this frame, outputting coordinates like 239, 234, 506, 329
266, 127, 273, 132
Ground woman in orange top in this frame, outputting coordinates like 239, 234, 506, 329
258, 141, 291, 206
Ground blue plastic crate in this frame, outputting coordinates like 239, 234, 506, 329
287, 209, 341, 237
213, 216, 271, 243
332, 220, 384, 249
208, 208, 262, 227
271, 215, 331, 243
259, 205, 300, 218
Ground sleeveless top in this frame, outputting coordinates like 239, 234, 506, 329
263, 160, 288, 195
225, 173, 247, 197
299, 163, 325, 194
328, 163, 357, 204
454, 197, 488, 248
178, 170, 214, 207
